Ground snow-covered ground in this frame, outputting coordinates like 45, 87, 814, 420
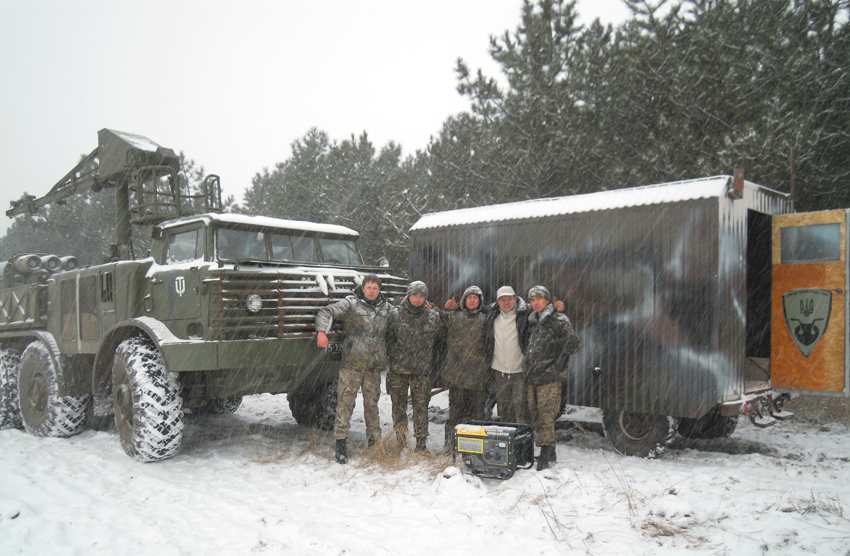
2, 388, 848, 556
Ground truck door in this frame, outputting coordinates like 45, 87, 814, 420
151, 226, 203, 322
771, 209, 848, 395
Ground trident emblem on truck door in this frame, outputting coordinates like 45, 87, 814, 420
782, 288, 832, 358
175, 276, 186, 297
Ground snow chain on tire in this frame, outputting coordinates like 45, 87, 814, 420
18, 342, 90, 437
0, 348, 23, 429
112, 336, 184, 462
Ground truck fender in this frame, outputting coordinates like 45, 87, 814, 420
92, 317, 181, 417
0, 330, 66, 394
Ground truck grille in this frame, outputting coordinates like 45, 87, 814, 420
210, 270, 407, 340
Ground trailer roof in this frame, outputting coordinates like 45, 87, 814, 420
410, 175, 785, 231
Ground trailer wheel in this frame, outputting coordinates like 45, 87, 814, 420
288, 381, 338, 431
678, 409, 738, 439
196, 396, 243, 415
18, 342, 90, 437
0, 348, 23, 429
602, 409, 677, 458
112, 336, 184, 462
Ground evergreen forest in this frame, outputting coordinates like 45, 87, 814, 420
2, 0, 848, 274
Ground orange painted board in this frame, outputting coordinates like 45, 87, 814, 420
771, 263, 845, 391
771, 209, 847, 393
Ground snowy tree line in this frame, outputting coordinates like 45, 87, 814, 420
2, 0, 848, 271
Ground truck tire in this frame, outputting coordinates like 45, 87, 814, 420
0, 348, 23, 429
18, 342, 90, 437
288, 381, 338, 431
678, 408, 738, 439
196, 396, 242, 415
602, 409, 677, 458
112, 336, 184, 462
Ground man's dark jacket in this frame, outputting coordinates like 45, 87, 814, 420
483, 296, 533, 361
523, 303, 581, 385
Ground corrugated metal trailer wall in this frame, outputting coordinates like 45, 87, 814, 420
410, 178, 792, 420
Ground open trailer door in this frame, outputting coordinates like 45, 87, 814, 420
771, 209, 849, 396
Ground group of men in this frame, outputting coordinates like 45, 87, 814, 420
314, 274, 580, 471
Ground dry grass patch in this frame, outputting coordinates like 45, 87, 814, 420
354, 435, 455, 475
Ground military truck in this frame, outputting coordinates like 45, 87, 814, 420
0, 129, 405, 461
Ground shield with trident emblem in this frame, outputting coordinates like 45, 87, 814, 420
782, 288, 832, 358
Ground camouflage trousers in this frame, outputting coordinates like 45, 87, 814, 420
445, 386, 487, 446
527, 381, 561, 446
334, 365, 382, 442
492, 370, 528, 424
386, 372, 431, 440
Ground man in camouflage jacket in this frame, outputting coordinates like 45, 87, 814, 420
386, 281, 446, 453
441, 285, 489, 449
316, 274, 390, 464
524, 285, 581, 470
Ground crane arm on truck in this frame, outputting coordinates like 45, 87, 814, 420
5, 129, 222, 261
7, 148, 101, 218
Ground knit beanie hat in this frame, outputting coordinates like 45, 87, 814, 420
407, 281, 428, 297
527, 285, 551, 301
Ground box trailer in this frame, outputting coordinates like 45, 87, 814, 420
410, 175, 848, 457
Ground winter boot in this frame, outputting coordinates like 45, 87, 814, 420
537, 445, 555, 471
414, 437, 428, 453
334, 439, 348, 464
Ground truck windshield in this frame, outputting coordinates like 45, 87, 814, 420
269, 233, 318, 263
217, 228, 269, 260
318, 238, 363, 265
216, 227, 362, 265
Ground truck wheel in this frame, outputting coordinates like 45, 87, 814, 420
196, 396, 242, 415
0, 348, 23, 429
602, 409, 677, 458
18, 342, 90, 437
289, 381, 337, 431
112, 337, 184, 462
678, 408, 738, 439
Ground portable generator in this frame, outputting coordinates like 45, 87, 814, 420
452, 421, 535, 480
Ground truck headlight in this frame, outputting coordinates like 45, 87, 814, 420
243, 294, 263, 313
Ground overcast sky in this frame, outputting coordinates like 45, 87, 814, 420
0, 0, 632, 235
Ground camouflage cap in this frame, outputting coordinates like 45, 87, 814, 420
528, 285, 550, 301
407, 280, 428, 297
